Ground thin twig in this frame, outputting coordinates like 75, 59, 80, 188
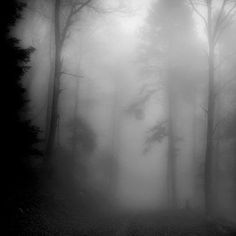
61, 71, 84, 79
188, 0, 208, 27
200, 104, 208, 114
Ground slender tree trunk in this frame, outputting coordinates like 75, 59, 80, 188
72, 79, 79, 156
165, 22, 178, 207
167, 118, 177, 208
213, 46, 223, 211
45, 0, 62, 159
204, 0, 216, 214
167, 69, 177, 208
192, 88, 199, 205
45, 17, 55, 145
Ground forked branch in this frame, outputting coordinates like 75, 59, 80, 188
188, 0, 208, 27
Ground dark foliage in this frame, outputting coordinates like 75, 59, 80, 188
3, 0, 41, 233
126, 88, 158, 120
144, 120, 183, 154
144, 121, 168, 153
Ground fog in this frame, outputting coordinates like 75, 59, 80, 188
8, 0, 236, 235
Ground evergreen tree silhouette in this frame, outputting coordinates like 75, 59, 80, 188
3, 0, 40, 233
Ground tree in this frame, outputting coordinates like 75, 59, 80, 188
4, 1, 41, 233
137, 0, 196, 208
189, 0, 236, 214
68, 78, 96, 157
45, 0, 94, 160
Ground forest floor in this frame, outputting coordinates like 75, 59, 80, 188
8, 192, 236, 236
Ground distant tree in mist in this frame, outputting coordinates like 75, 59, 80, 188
189, 0, 236, 215
138, 0, 196, 208
45, 0, 96, 162
68, 78, 96, 156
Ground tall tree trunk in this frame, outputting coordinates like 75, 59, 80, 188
45, 0, 62, 160
45, 17, 55, 145
72, 79, 79, 156
204, 0, 216, 214
167, 69, 177, 208
192, 88, 198, 205
213, 46, 223, 211
167, 116, 177, 207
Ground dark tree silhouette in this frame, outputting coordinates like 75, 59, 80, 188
45, 0, 94, 161
4, 1, 40, 233
189, 0, 236, 214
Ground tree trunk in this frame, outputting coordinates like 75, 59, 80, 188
72, 79, 79, 156
167, 69, 177, 208
204, 0, 215, 214
45, 0, 62, 159
192, 88, 199, 205
167, 118, 177, 208
45, 16, 55, 146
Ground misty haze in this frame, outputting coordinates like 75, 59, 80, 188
6, 0, 236, 235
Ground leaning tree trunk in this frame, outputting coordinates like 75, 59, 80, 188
45, 0, 62, 160
204, 1, 216, 214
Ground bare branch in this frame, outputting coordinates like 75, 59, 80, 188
200, 104, 208, 114
61, 71, 84, 79
212, 0, 227, 38
60, 0, 93, 44
188, 0, 208, 27
60, 7, 74, 44
73, 0, 93, 14
213, 1, 236, 44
